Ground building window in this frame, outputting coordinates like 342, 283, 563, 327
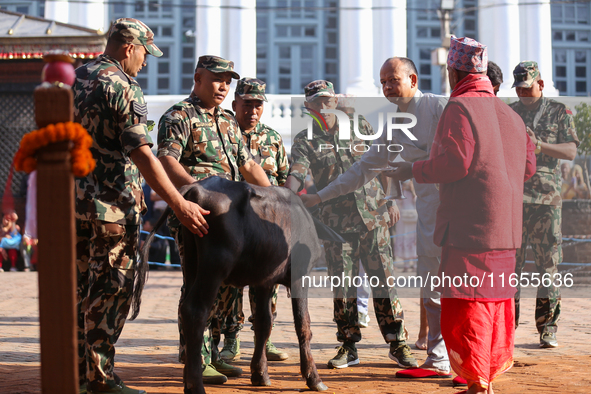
277, 25, 288, 36
162, 0, 173, 15
279, 46, 291, 59
148, 1, 159, 12
136, 77, 148, 89
182, 62, 194, 74
255, 0, 338, 93
304, 0, 315, 18
277, 0, 288, 17
183, 47, 194, 59
552, 48, 590, 95
291, 0, 302, 18
556, 66, 567, 77
279, 78, 291, 90
158, 78, 169, 90
135, 1, 145, 14
114, 3, 125, 15
158, 62, 170, 74
552, 3, 590, 25
182, 78, 194, 91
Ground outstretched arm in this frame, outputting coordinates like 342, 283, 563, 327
131, 145, 209, 236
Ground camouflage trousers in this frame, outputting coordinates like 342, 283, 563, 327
76, 219, 138, 389
210, 284, 245, 344
170, 221, 242, 365
211, 284, 280, 343
515, 203, 562, 334
323, 225, 405, 344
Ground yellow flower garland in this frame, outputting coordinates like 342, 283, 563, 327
14, 122, 96, 177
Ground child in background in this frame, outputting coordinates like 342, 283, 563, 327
1, 211, 22, 272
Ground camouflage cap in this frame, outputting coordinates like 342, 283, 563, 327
196, 55, 240, 79
236, 77, 267, 101
304, 80, 335, 101
512, 61, 540, 88
108, 18, 162, 57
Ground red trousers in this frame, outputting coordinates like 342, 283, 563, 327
441, 298, 514, 390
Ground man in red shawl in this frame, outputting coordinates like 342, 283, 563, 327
387, 36, 537, 394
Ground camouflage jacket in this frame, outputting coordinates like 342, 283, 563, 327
290, 116, 389, 234
510, 97, 579, 206
73, 54, 152, 225
157, 94, 253, 182
241, 122, 289, 186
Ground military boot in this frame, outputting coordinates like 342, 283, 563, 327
212, 358, 243, 377
202, 363, 228, 384
219, 336, 241, 362
266, 339, 289, 361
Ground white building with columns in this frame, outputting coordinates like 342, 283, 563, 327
13, 0, 584, 98
5, 0, 590, 144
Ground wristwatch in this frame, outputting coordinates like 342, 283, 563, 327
535, 139, 542, 154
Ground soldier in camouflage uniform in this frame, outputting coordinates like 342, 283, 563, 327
73, 18, 208, 394
156, 56, 271, 384
285, 80, 417, 369
510, 61, 579, 348
211, 78, 290, 363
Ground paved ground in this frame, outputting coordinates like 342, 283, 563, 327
1, 270, 591, 393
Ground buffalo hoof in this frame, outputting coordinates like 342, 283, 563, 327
308, 381, 328, 391
184, 387, 206, 394
251, 374, 272, 386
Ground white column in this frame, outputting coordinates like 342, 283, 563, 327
519, 0, 559, 96
372, 0, 407, 90
224, 0, 257, 78
478, 0, 521, 97
72, 0, 107, 32
44, 0, 69, 24
339, 0, 378, 96
196, 0, 222, 61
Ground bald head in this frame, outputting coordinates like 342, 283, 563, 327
379, 57, 418, 109
382, 57, 418, 78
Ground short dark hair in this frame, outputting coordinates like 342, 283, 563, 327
397, 57, 418, 77
106, 31, 133, 50
487, 61, 503, 86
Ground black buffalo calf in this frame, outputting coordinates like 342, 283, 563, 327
133, 176, 331, 394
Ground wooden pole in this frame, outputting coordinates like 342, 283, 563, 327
34, 83, 78, 393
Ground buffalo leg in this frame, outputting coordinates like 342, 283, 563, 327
250, 285, 274, 386
291, 295, 328, 391
181, 236, 223, 394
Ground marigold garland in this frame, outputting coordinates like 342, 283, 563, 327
14, 122, 96, 177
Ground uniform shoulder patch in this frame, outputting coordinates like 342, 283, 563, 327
132, 101, 148, 116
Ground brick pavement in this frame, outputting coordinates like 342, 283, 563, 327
1, 270, 591, 393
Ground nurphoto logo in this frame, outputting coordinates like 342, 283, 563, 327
304, 108, 418, 153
